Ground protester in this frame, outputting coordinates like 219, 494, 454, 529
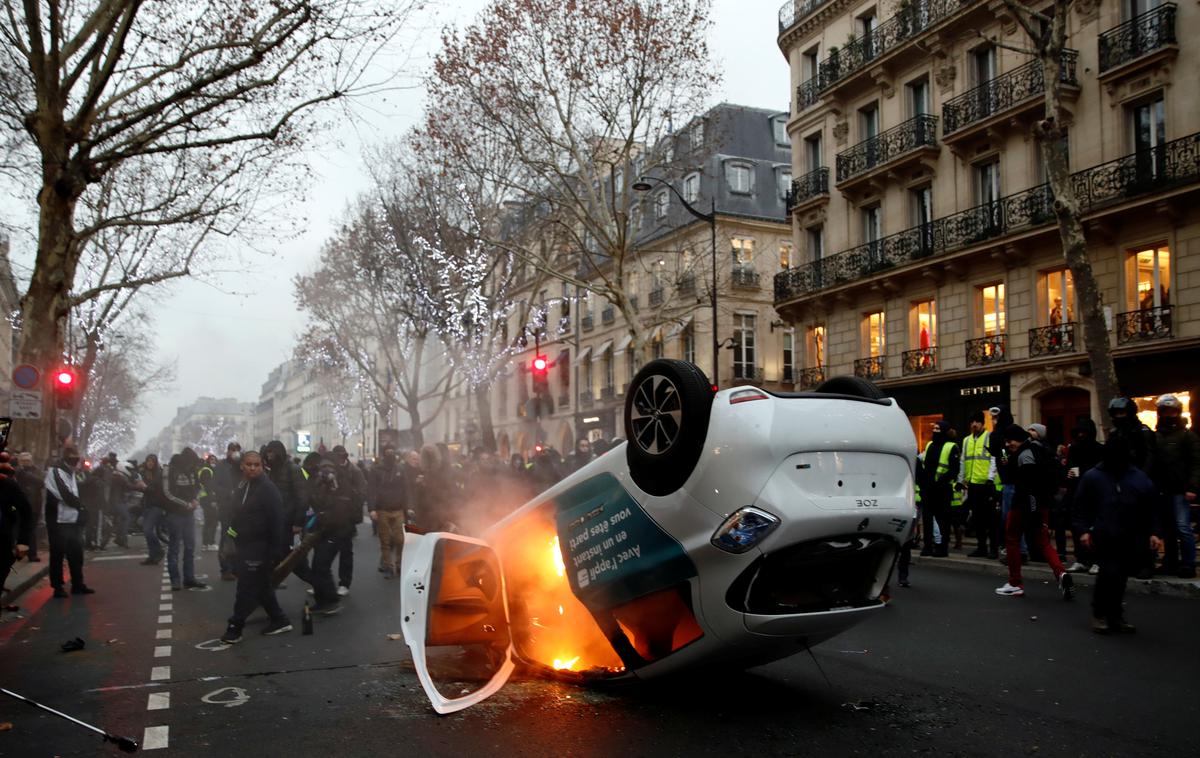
917, 420, 959, 557
988, 405, 1019, 560
220, 450, 291, 643
308, 457, 353, 615
165, 448, 206, 591
328, 444, 365, 595
960, 411, 997, 558
197, 455, 219, 551
0, 453, 33, 618
44, 447, 93, 598
1107, 397, 1159, 579
1074, 432, 1161, 633
368, 446, 407, 578
994, 425, 1071, 599
98, 453, 132, 549
568, 438, 594, 473
213, 443, 243, 581
265, 440, 309, 585
139, 454, 168, 565
1151, 394, 1198, 578
1063, 419, 1104, 573
14, 452, 44, 562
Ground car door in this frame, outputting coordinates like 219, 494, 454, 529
400, 531, 515, 714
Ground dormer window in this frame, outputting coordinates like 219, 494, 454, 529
725, 162, 753, 194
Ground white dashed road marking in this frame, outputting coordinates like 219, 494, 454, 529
150, 666, 171, 682
158, 615, 172, 624
154, 646, 172, 658
147, 692, 170, 711
158, 603, 172, 612
142, 725, 169, 750
156, 629, 172, 640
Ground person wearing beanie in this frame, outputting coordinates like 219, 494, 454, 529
995, 425, 1071, 599
960, 410, 998, 558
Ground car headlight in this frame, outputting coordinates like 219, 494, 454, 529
711, 507, 780, 554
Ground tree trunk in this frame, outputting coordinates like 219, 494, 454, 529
474, 381, 496, 453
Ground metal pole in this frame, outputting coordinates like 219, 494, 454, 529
710, 199, 718, 387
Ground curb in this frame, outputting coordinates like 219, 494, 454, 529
1, 563, 49, 605
917, 554, 1200, 599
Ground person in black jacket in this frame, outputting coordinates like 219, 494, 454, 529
0, 452, 33, 617
368, 446, 407, 577
308, 458, 348, 614
1063, 419, 1104, 573
265, 440, 309, 585
325, 445, 365, 595
1074, 432, 1161, 633
220, 451, 291, 643
213, 443, 243, 581
44, 447, 93, 597
165, 448, 206, 591
14, 452, 44, 562
995, 425, 1070, 599
139, 455, 168, 565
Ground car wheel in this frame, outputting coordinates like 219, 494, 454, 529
624, 359, 714, 496
814, 375, 885, 400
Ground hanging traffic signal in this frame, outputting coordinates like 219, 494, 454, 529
53, 367, 78, 410
531, 355, 550, 417
531, 355, 548, 373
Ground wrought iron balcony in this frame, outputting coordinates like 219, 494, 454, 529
732, 365, 765, 382
1099, 3, 1176, 73
1116, 306, 1172, 344
778, 0, 833, 33
965, 335, 1006, 367
600, 386, 616, 401
601, 306, 615, 325
578, 391, 594, 408
942, 51, 1078, 136
731, 266, 761, 289
677, 274, 696, 296
649, 288, 664, 306
902, 347, 938, 376
798, 366, 825, 389
1029, 323, 1077, 357
854, 356, 885, 380
796, 77, 821, 112
582, 314, 594, 331
787, 168, 829, 210
836, 114, 938, 184
776, 131, 1200, 304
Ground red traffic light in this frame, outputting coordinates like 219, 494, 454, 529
56, 369, 76, 387
531, 355, 548, 373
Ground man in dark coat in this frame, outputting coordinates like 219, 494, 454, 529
164, 448, 205, 590
14, 452, 44, 561
1063, 419, 1104, 572
44, 447, 93, 597
995, 425, 1070, 599
917, 420, 959, 557
326, 445, 365, 594
213, 443, 243, 580
139, 454, 169, 565
0, 452, 33, 617
265, 440, 308, 584
368, 446, 407, 577
220, 451, 291, 643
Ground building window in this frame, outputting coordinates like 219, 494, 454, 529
683, 172, 700, 203
803, 46, 819, 80
731, 237, 754, 265
806, 324, 826, 368
662, 138, 675, 164
1129, 94, 1166, 180
630, 203, 642, 232
734, 313, 757, 378
691, 121, 705, 150
973, 45, 997, 85
613, 168, 624, 194
654, 189, 669, 219
907, 76, 930, 117
862, 204, 882, 267
584, 358, 594, 395
561, 282, 571, 320
1041, 269, 1075, 325
651, 337, 664, 360
912, 300, 936, 348
858, 9, 879, 57
975, 158, 1001, 205
859, 102, 879, 142
806, 226, 824, 262
773, 117, 790, 146
1127, 244, 1170, 310
805, 133, 823, 171
779, 242, 793, 270
782, 330, 795, 382
682, 325, 695, 364
626, 349, 640, 386
979, 283, 1006, 336
863, 311, 885, 357
910, 184, 932, 227
777, 169, 792, 199
726, 162, 752, 194
603, 348, 614, 391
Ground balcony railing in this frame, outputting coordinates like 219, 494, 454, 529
966, 334, 1006, 367
578, 391, 594, 409
778, 0, 833, 33
733, 365, 765, 382
601, 307, 615, 324
942, 51, 1078, 135
836, 114, 938, 183
649, 288, 664, 306
600, 386, 616, 401
798, 366, 825, 389
776, 131, 1200, 303
1116, 306, 1172, 344
796, 77, 821, 111
787, 167, 829, 209
854, 356, 885, 380
731, 266, 761, 289
1099, 3, 1176, 73
1029, 323, 1077, 357
902, 347, 938, 375
582, 315, 594, 331
677, 274, 696, 296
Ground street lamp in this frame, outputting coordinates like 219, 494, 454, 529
632, 176, 719, 386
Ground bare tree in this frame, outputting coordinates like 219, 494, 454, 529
0, 0, 421, 456
983, 0, 1118, 409
426, 0, 718, 354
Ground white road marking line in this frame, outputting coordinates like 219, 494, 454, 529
158, 603, 172, 612
91, 554, 151, 562
154, 645, 172, 658
150, 666, 171, 681
160, 593, 171, 600
147, 692, 170, 711
201, 687, 250, 708
142, 725, 169, 750
158, 615, 172, 624
156, 629, 172, 640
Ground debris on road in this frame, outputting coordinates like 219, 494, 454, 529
59, 637, 85, 653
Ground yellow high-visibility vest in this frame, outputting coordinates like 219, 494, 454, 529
962, 431, 992, 484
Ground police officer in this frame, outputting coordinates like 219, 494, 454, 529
917, 420, 960, 557
960, 411, 997, 558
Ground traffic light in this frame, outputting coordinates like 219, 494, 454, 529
53, 367, 78, 410
531, 355, 550, 417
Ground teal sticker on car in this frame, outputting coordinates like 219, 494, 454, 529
555, 473, 696, 609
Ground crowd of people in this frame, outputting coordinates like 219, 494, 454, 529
903, 394, 1197, 633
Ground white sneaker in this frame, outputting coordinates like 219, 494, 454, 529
1088, 564, 1100, 575
995, 583, 1025, 597
1066, 561, 1088, 573
337, 585, 350, 597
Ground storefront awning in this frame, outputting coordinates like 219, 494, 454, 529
667, 315, 694, 339
592, 339, 613, 360
613, 334, 633, 355
574, 345, 592, 365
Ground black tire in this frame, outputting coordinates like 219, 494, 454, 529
814, 375, 885, 400
624, 359, 715, 497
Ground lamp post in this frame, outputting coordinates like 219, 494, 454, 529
632, 176, 719, 386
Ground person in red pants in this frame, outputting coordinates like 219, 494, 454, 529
994, 424, 1073, 599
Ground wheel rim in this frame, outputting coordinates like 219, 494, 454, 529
629, 374, 682, 455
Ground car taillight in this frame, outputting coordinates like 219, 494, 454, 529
711, 507, 780, 554
728, 389, 768, 405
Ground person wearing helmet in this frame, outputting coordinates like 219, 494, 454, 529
1106, 397, 1160, 579
1151, 394, 1198, 578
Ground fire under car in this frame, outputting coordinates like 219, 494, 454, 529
400, 358, 919, 713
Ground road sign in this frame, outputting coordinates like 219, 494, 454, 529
10, 389, 42, 419
12, 365, 40, 390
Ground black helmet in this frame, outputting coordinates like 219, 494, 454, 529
1107, 397, 1137, 416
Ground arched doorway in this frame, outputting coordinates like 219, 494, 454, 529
1039, 387, 1091, 449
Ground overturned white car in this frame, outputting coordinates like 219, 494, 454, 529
401, 359, 918, 713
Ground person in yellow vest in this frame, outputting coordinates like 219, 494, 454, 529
959, 411, 999, 558
917, 420, 961, 557
198, 456, 218, 551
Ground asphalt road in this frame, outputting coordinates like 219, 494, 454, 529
2, 533, 1197, 757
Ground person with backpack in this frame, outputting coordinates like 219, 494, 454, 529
995, 425, 1072, 599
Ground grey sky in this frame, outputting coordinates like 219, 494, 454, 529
131, 0, 792, 448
